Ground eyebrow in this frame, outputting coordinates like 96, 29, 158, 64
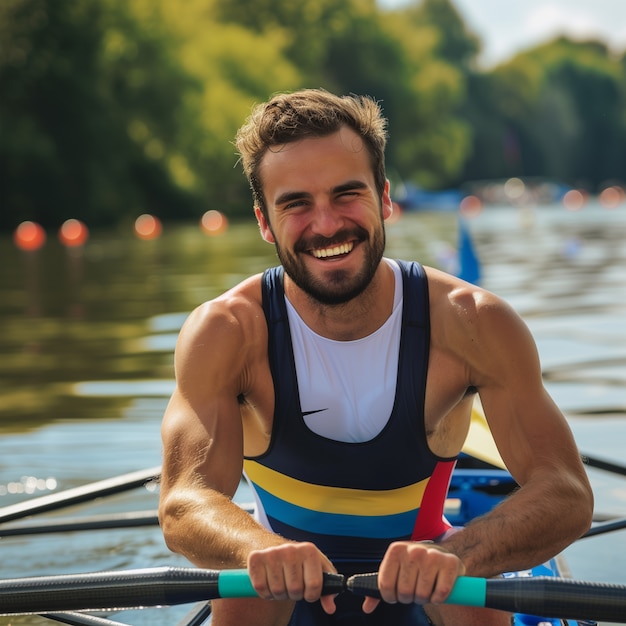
274, 180, 369, 207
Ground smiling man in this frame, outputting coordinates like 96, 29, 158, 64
158, 89, 593, 626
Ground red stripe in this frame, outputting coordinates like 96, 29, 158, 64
410, 460, 456, 541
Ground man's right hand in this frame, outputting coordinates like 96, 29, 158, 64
247, 541, 339, 613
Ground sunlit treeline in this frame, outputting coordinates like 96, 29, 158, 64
1, 0, 625, 231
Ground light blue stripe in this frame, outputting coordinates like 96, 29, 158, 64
254, 485, 418, 539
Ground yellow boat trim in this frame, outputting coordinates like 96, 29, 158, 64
462, 402, 506, 469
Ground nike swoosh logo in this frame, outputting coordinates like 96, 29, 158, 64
301, 408, 329, 417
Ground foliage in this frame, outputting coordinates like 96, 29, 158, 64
1, 0, 625, 231
0, 0, 201, 229
460, 37, 626, 189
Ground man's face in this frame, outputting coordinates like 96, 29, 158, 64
255, 127, 392, 305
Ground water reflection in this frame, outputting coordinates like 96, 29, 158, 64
1, 206, 625, 430
0, 223, 280, 429
0, 203, 625, 624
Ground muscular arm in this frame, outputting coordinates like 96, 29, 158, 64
436, 281, 594, 577
366, 274, 593, 616
158, 282, 285, 569
158, 282, 337, 619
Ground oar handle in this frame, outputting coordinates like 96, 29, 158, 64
217, 569, 345, 598
4, 567, 626, 623
346, 573, 486, 606
0, 567, 345, 615
347, 573, 626, 623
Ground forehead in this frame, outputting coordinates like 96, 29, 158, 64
258, 127, 372, 194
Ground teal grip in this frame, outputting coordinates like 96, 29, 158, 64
446, 576, 487, 607
217, 569, 257, 597
347, 572, 487, 607
217, 569, 345, 598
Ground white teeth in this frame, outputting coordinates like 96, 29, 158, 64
312, 242, 354, 258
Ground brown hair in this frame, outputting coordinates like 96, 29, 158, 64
235, 89, 388, 218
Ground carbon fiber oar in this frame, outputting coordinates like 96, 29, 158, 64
0, 466, 161, 524
0, 567, 344, 615
347, 572, 626, 623
3, 567, 626, 623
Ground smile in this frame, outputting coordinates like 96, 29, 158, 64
311, 242, 354, 259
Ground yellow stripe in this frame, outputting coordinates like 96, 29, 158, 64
243, 460, 428, 516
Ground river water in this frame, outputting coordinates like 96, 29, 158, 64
1, 202, 625, 625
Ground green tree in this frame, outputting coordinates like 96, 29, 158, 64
410, 0, 481, 71
536, 39, 626, 188
215, 0, 372, 82
0, 0, 200, 230
380, 3, 472, 188
460, 37, 626, 190
216, 0, 472, 189
129, 0, 303, 218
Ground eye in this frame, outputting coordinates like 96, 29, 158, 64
337, 190, 359, 200
284, 199, 308, 210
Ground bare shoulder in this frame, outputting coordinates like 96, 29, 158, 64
182, 274, 264, 340
423, 266, 540, 387
175, 274, 267, 392
424, 265, 513, 329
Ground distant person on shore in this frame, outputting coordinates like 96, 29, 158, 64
158, 89, 593, 625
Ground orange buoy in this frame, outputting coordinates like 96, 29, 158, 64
200, 210, 228, 236
14, 221, 46, 251
459, 195, 483, 218
59, 219, 89, 247
599, 186, 625, 209
134, 214, 162, 240
562, 189, 587, 212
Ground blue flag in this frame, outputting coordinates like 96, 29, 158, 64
456, 217, 481, 285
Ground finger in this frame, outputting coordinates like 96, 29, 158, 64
377, 561, 400, 604
247, 553, 274, 600
361, 596, 380, 614
300, 556, 323, 603
430, 565, 463, 605
392, 556, 434, 604
248, 547, 296, 601
411, 565, 438, 604
320, 594, 338, 614
283, 560, 306, 601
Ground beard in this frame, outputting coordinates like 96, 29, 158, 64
274, 223, 386, 306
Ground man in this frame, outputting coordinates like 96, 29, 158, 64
158, 89, 593, 625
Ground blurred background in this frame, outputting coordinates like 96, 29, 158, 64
1, 0, 625, 231
1, 2, 625, 624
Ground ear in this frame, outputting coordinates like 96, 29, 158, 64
255, 206, 275, 244
382, 179, 393, 221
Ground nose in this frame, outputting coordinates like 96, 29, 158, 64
309, 200, 344, 238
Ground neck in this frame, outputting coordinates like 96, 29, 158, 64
284, 260, 394, 341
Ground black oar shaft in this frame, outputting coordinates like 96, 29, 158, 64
0, 567, 180, 615
583, 454, 626, 477
1, 505, 255, 538
0, 466, 161, 524
0, 567, 220, 615
0, 510, 159, 537
485, 576, 626, 622
5, 567, 626, 623
0, 567, 345, 616
583, 517, 626, 538
41, 612, 131, 626
347, 573, 626, 623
